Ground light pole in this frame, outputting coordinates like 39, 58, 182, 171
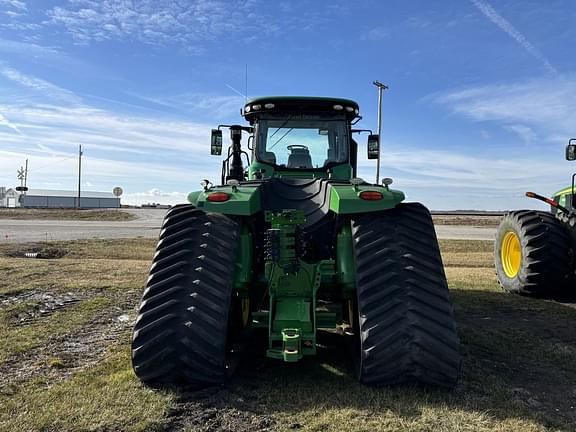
373, 80, 388, 184
77, 145, 83, 209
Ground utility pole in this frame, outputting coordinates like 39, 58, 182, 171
77, 145, 83, 209
17, 166, 25, 189
24, 158, 28, 194
373, 80, 389, 184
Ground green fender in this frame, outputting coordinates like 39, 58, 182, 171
329, 184, 404, 214
188, 182, 404, 216
188, 186, 261, 216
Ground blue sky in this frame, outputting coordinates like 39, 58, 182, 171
0, 0, 575, 209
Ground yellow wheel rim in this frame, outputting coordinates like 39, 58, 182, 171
501, 231, 522, 278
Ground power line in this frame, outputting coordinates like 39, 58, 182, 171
33, 156, 75, 172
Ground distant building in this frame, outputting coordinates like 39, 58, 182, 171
0, 187, 120, 209
0, 187, 19, 208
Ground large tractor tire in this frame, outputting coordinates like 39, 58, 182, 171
131, 204, 240, 387
351, 202, 461, 388
495, 210, 573, 296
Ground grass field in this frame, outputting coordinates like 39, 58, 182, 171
0, 238, 575, 431
0, 208, 135, 221
431, 214, 502, 227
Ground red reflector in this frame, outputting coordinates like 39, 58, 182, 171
207, 192, 230, 202
359, 191, 383, 201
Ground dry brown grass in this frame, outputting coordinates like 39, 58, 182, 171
432, 214, 503, 227
0, 208, 134, 221
0, 238, 574, 432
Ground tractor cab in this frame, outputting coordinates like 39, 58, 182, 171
244, 97, 359, 180
211, 97, 378, 183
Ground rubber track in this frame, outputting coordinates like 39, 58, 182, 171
495, 210, 573, 295
131, 204, 239, 387
352, 202, 461, 388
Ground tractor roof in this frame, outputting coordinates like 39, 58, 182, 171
242, 96, 360, 123
553, 186, 574, 197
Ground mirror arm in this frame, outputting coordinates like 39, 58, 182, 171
351, 129, 374, 135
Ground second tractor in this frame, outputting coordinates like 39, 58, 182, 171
495, 139, 576, 296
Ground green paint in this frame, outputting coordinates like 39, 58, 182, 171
247, 160, 275, 180
329, 184, 404, 214
336, 222, 356, 296
187, 190, 201, 206
247, 160, 351, 181
193, 186, 261, 215
233, 225, 253, 297
264, 210, 330, 361
554, 186, 574, 197
329, 164, 353, 180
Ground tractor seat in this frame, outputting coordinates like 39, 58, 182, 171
287, 149, 313, 168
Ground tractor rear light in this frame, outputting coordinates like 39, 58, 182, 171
207, 192, 230, 202
244, 105, 251, 112
345, 106, 354, 112
359, 191, 383, 201
333, 104, 343, 110
264, 103, 275, 109
252, 104, 261, 110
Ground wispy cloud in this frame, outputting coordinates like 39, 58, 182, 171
0, 66, 82, 104
360, 148, 558, 187
470, 0, 557, 75
0, 112, 22, 134
503, 124, 536, 144
45, 0, 276, 52
0, 0, 27, 11
0, 39, 59, 57
0, 65, 239, 202
431, 74, 576, 137
0, 103, 213, 155
422, 74, 576, 208
126, 92, 245, 119
361, 26, 389, 41
0, 38, 95, 73
356, 144, 571, 210
0, 97, 221, 202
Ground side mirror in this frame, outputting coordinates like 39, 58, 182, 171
566, 142, 576, 161
211, 129, 222, 155
367, 134, 379, 160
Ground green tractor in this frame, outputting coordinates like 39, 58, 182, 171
495, 139, 576, 296
131, 96, 461, 388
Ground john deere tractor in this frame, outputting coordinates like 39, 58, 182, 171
495, 139, 576, 296
131, 96, 461, 388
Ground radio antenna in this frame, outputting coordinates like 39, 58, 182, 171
245, 64, 248, 103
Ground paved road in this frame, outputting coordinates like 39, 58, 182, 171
434, 225, 496, 241
0, 209, 168, 243
0, 209, 497, 243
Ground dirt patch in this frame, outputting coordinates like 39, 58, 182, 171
0, 290, 140, 393
166, 388, 276, 432
453, 291, 576, 426
3, 245, 69, 259
0, 291, 83, 324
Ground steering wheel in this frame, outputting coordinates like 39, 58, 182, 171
287, 145, 309, 152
